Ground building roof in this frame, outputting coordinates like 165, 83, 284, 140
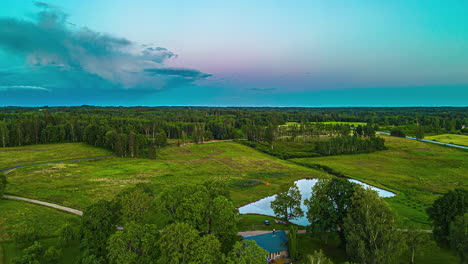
243, 231, 288, 253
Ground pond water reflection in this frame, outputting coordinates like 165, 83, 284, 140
238, 178, 395, 226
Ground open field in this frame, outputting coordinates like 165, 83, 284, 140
291, 135, 468, 228
0, 199, 80, 243
425, 134, 468, 146
4, 142, 329, 209
0, 143, 112, 170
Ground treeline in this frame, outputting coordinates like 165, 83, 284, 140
314, 136, 385, 156
0, 107, 465, 157
240, 124, 384, 159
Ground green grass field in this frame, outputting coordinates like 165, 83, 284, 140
0, 143, 112, 170
291, 135, 468, 228
4, 142, 329, 209
425, 134, 468, 146
0, 199, 80, 243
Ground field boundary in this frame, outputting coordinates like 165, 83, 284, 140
2, 195, 83, 216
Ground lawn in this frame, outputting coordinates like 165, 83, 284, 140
291, 135, 468, 228
0, 143, 112, 170
425, 134, 468, 146
4, 142, 329, 209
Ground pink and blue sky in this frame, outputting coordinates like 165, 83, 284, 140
0, 0, 467, 106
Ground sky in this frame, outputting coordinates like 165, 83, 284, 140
0, 0, 467, 106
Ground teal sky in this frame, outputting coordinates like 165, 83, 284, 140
0, 0, 467, 106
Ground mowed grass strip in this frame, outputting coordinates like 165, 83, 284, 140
425, 134, 468, 147
5, 142, 330, 209
0, 143, 112, 170
291, 135, 468, 228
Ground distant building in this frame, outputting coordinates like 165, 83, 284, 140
243, 230, 288, 260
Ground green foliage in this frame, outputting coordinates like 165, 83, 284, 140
80, 200, 118, 258
344, 187, 407, 264
305, 178, 356, 245
449, 213, 468, 263
288, 225, 299, 259
210, 195, 239, 253
305, 250, 334, 264
58, 223, 78, 246
107, 222, 160, 264
10, 224, 40, 249
11, 241, 62, 264
120, 189, 152, 224
427, 188, 468, 246
271, 183, 304, 222
159, 184, 210, 231
225, 240, 268, 264
404, 225, 437, 264
158, 222, 222, 264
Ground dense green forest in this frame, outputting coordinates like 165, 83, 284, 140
0, 106, 466, 158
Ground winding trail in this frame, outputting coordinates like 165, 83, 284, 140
3, 195, 83, 216
0, 155, 115, 173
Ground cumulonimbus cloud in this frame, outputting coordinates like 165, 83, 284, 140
0, 2, 210, 93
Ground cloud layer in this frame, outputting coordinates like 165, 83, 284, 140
0, 2, 210, 95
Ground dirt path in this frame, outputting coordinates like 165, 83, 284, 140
0, 155, 115, 174
3, 195, 83, 216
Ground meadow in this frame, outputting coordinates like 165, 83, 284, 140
425, 134, 468, 146
291, 135, 468, 228
3, 142, 329, 209
0, 143, 112, 170
0, 200, 81, 264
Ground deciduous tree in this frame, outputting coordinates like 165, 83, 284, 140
271, 183, 303, 223
427, 188, 468, 246
344, 187, 406, 264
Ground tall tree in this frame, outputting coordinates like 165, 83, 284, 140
288, 225, 299, 260
225, 240, 268, 264
344, 187, 406, 264
120, 189, 152, 224
304, 178, 356, 245
449, 213, 468, 263
271, 183, 304, 223
80, 200, 117, 258
210, 196, 239, 253
427, 188, 468, 246
107, 222, 160, 264
404, 225, 436, 264
158, 222, 221, 264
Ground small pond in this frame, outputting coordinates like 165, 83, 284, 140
238, 178, 395, 226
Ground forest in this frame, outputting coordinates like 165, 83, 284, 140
0, 106, 466, 158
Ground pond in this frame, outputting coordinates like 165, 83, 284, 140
238, 178, 395, 226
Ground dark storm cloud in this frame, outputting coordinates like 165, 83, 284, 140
0, 3, 210, 94
144, 68, 212, 78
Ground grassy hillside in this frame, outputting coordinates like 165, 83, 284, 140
0, 143, 112, 170
291, 135, 468, 228
4, 142, 329, 209
425, 134, 468, 146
